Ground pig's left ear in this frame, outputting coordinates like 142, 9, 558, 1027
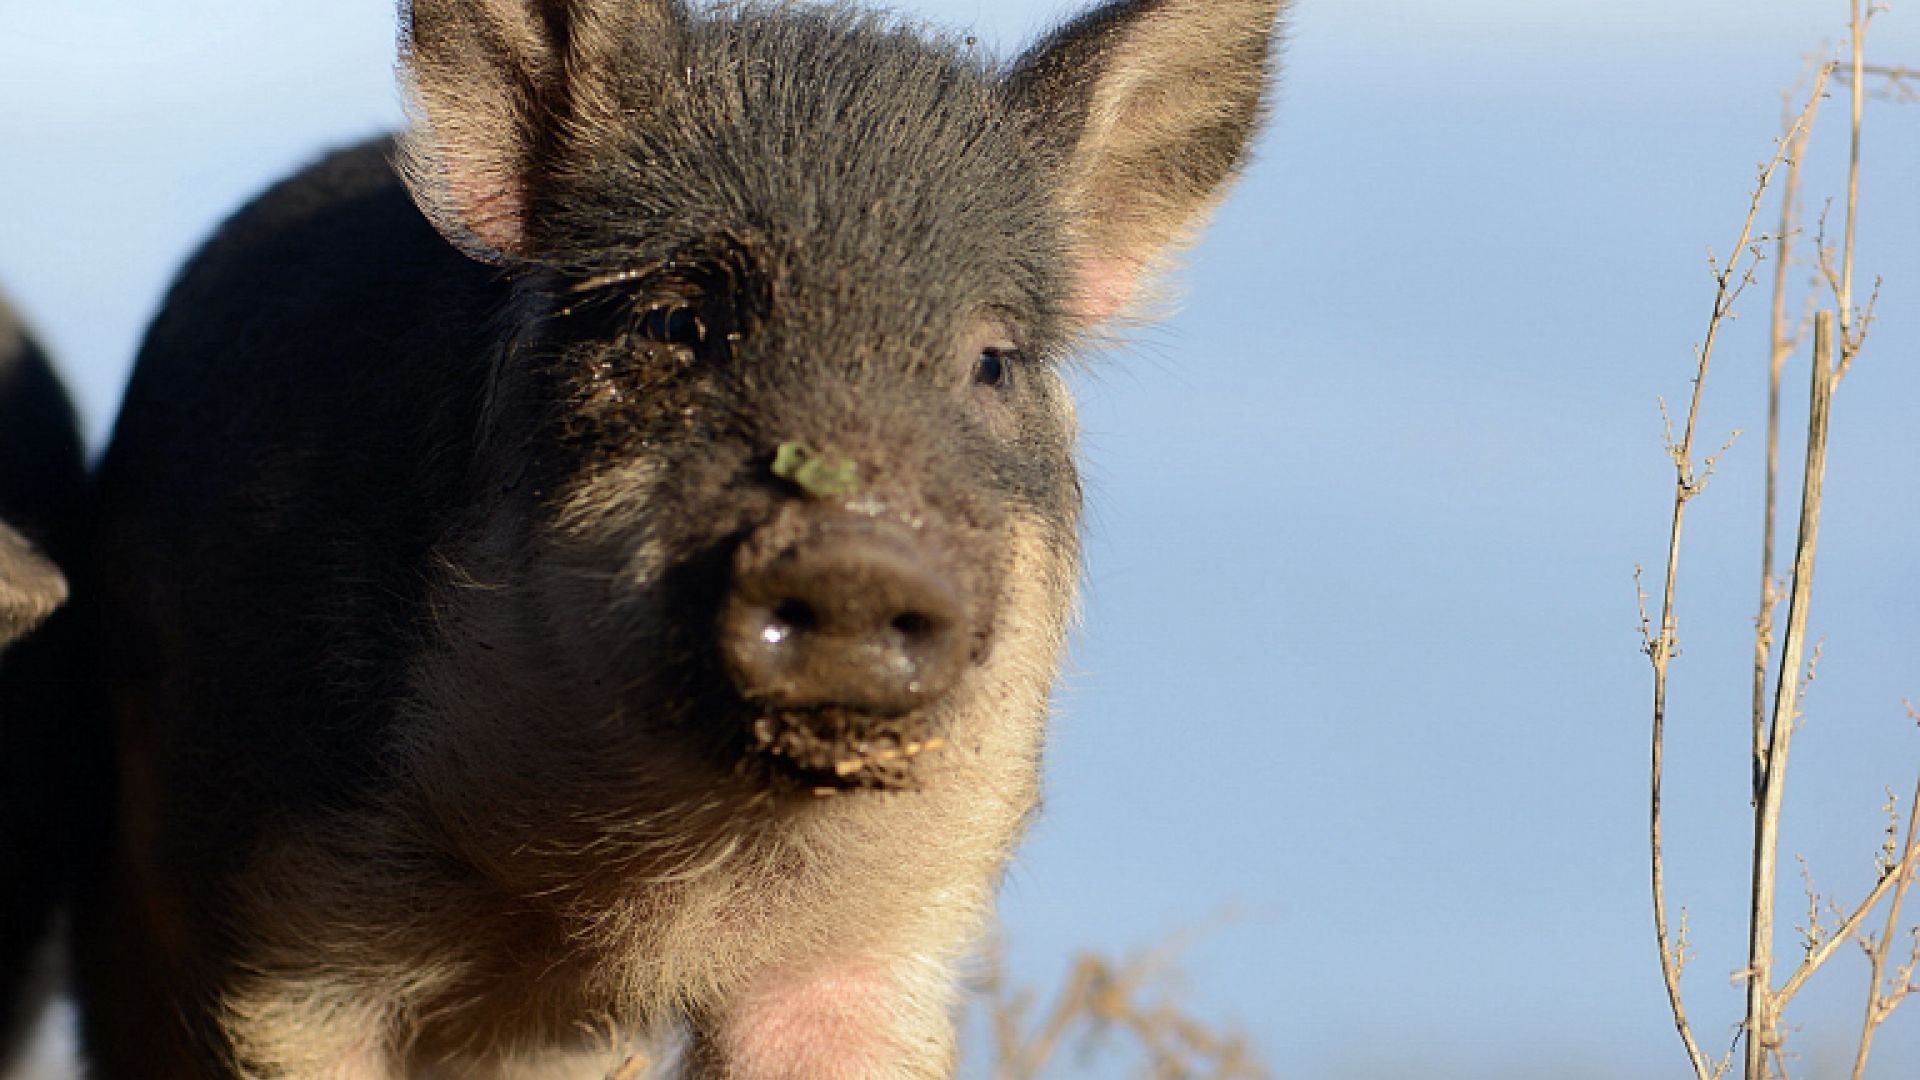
0, 521, 66, 650
1008, 0, 1286, 324
397, 0, 688, 262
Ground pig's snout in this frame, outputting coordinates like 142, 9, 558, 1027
720, 517, 968, 719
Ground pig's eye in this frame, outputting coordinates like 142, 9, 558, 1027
975, 347, 1020, 390
637, 303, 707, 347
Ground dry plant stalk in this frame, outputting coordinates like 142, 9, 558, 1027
979, 941, 1268, 1080
1645, 4, 1919, 1079
1641, 60, 1832, 1080
1747, 311, 1842, 1076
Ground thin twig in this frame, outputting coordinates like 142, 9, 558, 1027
1835, 63, 1919, 80
1795, 855, 1828, 961
1849, 776, 1920, 1079
1776, 810, 1917, 1008
1833, 1, 1867, 379
1753, 65, 1817, 802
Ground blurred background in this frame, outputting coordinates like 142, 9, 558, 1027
2, 0, 1917, 1075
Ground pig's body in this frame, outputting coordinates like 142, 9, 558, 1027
0, 293, 85, 1061
73, 1, 1285, 1076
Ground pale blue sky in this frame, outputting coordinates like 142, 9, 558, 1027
2, 1, 1917, 1076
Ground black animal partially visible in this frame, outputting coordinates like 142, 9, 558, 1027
0, 296, 77, 642
0, 290, 86, 1064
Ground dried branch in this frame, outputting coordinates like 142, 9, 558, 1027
1653, 4, 1913, 1075
1650, 63, 1834, 1080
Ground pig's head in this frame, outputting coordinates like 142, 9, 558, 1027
391, 0, 1280, 892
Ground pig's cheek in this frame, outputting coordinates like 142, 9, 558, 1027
711, 961, 928, 1078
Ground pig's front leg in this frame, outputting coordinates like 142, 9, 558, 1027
685, 958, 958, 1079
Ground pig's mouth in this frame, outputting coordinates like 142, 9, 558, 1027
746, 706, 948, 793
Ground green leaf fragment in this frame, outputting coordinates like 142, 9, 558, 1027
772, 442, 861, 498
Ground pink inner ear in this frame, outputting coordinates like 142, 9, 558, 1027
449, 168, 529, 259
1070, 256, 1140, 324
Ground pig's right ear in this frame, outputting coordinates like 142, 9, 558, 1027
397, 0, 687, 262
0, 521, 66, 650
1008, 0, 1286, 325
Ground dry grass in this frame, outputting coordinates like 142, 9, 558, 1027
975, 937, 1268, 1080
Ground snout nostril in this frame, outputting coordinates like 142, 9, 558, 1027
891, 612, 936, 639
772, 599, 818, 634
